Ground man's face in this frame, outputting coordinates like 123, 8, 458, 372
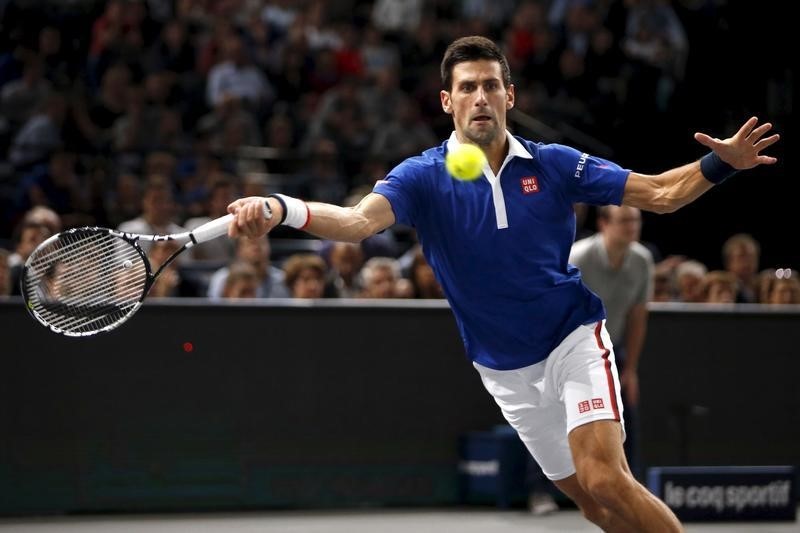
726, 244, 758, 280
601, 206, 642, 247
441, 60, 513, 147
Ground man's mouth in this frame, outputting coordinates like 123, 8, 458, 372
471, 115, 492, 123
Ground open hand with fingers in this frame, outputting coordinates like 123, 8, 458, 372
694, 116, 780, 170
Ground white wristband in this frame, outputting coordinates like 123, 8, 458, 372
271, 194, 310, 229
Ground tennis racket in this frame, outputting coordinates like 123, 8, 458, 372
21, 208, 264, 337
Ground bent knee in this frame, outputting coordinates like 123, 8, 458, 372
578, 466, 635, 504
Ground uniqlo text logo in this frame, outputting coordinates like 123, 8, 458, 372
592, 398, 605, 409
578, 400, 590, 413
520, 176, 540, 195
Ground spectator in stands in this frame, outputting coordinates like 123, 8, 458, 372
22, 205, 62, 236
221, 260, 261, 299
38, 25, 71, 89
768, 269, 800, 305
756, 268, 778, 303
1, 55, 51, 125
118, 175, 184, 253
206, 34, 274, 113
622, 0, 688, 112
675, 259, 707, 303
184, 177, 238, 262
15, 149, 92, 228
73, 63, 131, 150
702, 270, 737, 304
146, 240, 197, 297
359, 257, 409, 298
8, 92, 67, 169
650, 267, 674, 302
370, 97, 437, 162
722, 233, 760, 303
147, 19, 196, 75
207, 236, 289, 299
327, 242, 364, 298
6, 219, 52, 295
283, 253, 327, 299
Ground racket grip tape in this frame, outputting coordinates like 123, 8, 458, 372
190, 213, 235, 244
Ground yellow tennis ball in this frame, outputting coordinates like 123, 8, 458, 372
445, 143, 486, 181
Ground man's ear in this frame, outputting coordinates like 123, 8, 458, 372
506, 83, 515, 110
441, 90, 452, 114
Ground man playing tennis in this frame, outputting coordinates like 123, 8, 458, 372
228, 36, 779, 532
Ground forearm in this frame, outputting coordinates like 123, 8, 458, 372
625, 161, 715, 214
265, 192, 394, 243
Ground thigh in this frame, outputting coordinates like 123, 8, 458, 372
555, 321, 626, 437
473, 361, 575, 480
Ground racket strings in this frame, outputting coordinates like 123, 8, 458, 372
24, 232, 148, 334
37, 236, 142, 303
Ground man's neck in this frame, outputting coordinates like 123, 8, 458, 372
456, 132, 508, 175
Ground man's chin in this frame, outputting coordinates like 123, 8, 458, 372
465, 127, 498, 146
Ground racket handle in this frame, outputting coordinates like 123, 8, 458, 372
190, 213, 234, 244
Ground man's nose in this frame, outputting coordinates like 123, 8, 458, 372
474, 86, 488, 105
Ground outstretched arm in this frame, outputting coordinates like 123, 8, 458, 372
226, 192, 396, 242
622, 117, 779, 214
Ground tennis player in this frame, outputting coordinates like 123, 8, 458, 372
228, 36, 778, 532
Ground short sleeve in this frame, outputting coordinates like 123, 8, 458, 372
372, 158, 429, 227
547, 144, 630, 206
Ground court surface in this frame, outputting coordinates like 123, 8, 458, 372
1, 508, 798, 532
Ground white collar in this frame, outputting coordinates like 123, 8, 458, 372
446, 130, 533, 160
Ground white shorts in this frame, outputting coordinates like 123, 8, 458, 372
473, 321, 625, 481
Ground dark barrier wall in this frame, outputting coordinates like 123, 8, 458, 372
1, 300, 798, 514
640, 304, 800, 469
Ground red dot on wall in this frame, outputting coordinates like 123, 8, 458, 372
183, 342, 194, 353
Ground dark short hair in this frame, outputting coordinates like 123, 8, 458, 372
441, 36, 511, 91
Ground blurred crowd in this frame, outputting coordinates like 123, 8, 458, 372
0, 0, 794, 303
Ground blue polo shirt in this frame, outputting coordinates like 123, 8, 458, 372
373, 132, 630, 370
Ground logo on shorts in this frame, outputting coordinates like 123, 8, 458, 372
520, 176, 540, 194
578, 398, 605, 413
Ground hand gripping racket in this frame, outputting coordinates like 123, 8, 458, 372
21, 206, 266, 337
